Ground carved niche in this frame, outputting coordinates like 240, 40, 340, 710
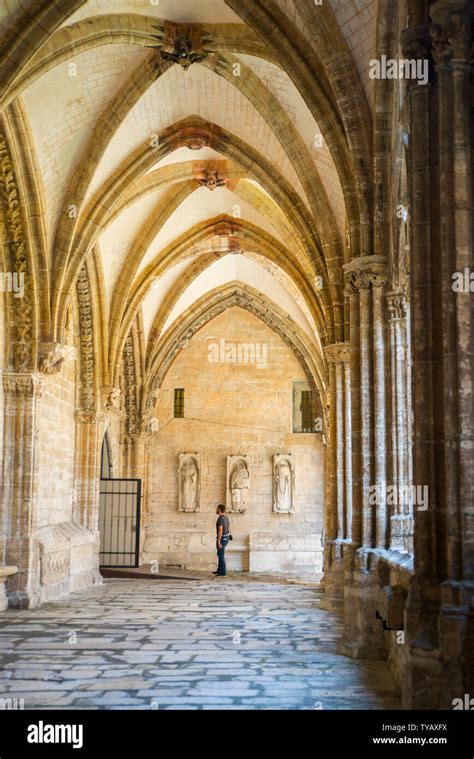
273, 454, 295, 514
226, 456, 250, 514
178, 453, 201, 513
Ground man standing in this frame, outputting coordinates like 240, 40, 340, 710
214, 504, 231, 576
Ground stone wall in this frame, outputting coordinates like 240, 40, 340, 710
36, 355, 76, 528
33, 353, 98, 603
143, 308, 324, 576
1, 345, 100, 606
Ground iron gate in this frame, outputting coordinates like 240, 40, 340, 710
99, 478, 141, 567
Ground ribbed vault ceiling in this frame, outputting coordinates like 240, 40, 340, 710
1, 0, 378, 393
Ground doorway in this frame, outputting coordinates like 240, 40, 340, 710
99, 434, 141, 568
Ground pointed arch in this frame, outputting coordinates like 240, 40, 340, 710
144, 283, 326, 414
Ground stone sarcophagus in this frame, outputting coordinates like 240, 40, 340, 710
178, 453, 201, 512
226, 455, 250, 514
0, 565, 18, 611
273, 454, 295, 514
36, 522, 98, 603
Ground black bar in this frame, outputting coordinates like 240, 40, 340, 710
0, 710, 472, 757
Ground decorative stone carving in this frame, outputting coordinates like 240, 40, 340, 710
76, 266, 96, 413
3, 373, 44, 398
386, 291, 408, 321
104, 387, 121, 412
431, 7, 473, 67
178, 454, 200, 512
0, 132, 34, 371
273, 454, 295, 514
195, 169, 228, 191
344, 256, 388, 294
400, 25, 432, 64
324, 342, 350, 365
140, 416, 159, 437
123, 332, 138, 435
180, 126, 213, 150
38, 342, 67, 375
74, 409, 109, 428
40, 550, 70, 585
150, 24, 214, 70
227, 456, 250, 514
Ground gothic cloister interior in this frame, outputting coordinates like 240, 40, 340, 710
0, 0, 472, 713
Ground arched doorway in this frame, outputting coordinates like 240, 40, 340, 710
98, 432, 141, 568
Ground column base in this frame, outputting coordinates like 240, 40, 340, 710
320, 539, 346, 611
337, 547, 388, 660
8, 588, 41, 609
403, 580, 474, 709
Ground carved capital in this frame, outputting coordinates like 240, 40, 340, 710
386, 291, 408, 321
401, 24, 432, 61
3, 373, 45, 398
324, 342, 350, 365
344, 256, 388, 294
431, 2, 474, 66
74, 409, 109, 427
38, 342, 68, 375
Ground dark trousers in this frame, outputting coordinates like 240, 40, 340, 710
216, 536, 229, 575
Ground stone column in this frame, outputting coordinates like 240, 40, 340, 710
73, 410, 109, 586
74, 411, 109, 533
338, 256, 389, 659
343, 356, 352, 541
121, 417, 158, 561
386, 291, 413, 553
400, 25, 440, 686
402, 3, 474, 707
136, 418, 159, 557
373, 282, 388, 549
321, 342, 351, 610
120, 434, 134, 479
1, 373, 44, 608
431, 1, 474, 581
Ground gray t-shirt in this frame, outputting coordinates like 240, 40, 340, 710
216, 515, 230, 536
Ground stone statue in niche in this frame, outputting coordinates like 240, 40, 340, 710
178, 453, 200, 512
273, 454, 295, 514
227, 456, 250, 513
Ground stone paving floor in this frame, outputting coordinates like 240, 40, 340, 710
0, 574, 401, 710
